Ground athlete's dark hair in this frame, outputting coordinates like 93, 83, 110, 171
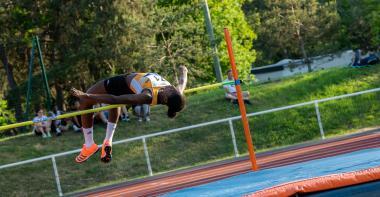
165, 86, 186, 118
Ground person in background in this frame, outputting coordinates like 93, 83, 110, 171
133, 104, 150, 122
351, 48, 361, 67
364, 48, 380, 65
49, 106, 64, 136
120, 105, 130, 121
70, 100, 82, 132
352, 47, 380, 67
94, 103, 108, 125
223, 69, 251, 104
33, 108, 52, 138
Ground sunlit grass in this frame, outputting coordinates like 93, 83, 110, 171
0, 65, 379, 195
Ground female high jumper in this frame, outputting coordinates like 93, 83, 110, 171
70, 66, 188, 163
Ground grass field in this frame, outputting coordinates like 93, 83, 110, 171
1, 65, 380, 196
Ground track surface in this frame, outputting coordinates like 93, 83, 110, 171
81, 130, 380, 197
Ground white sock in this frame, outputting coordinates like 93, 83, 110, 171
82, 127, 95, 148
105, 122, 117, 144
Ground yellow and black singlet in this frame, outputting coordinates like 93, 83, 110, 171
129, 73, 171, 105
103, 73, 171, 105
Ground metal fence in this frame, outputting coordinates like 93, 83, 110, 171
1, 87, 380, 196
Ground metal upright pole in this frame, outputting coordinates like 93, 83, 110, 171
314, 101, 325, 139
51, 157, 63, 196
142, 138, 153, 176
203, 0, 223, 82
35, 36, 52, 110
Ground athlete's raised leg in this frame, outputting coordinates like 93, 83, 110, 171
74, 80, 107, 163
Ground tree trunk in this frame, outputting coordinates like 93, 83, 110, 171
0, 44, 23, 121
51, 1, 64, 110
298, 36, 312, 72
161, 32, 179, 85
54, 81, 64, 110
291, 3, 312, 72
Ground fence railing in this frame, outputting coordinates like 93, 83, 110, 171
1, 87, 380, 196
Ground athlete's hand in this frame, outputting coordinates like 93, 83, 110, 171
179, 65, 188, 74
70, 88, 87, 98
177, 65, 188, 94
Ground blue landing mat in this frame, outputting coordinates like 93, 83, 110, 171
165, 148, 380, 197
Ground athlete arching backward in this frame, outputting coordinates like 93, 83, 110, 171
70, 65, 188, 163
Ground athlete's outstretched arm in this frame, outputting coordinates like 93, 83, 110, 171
177, 65, 188, 94
71, 88, 152, 105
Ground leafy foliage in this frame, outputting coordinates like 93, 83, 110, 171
0, 100, 15, 126
337, 0, 380, 48
0, 0, 379, 125
1, 0, 257, 118
245, 0, 341, 66
1, 65, 380, 194
208, 0, 257, 78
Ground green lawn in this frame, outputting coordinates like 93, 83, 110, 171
1, 65, 380, 196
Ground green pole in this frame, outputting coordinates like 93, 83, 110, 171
203, 0, 223, 82
25, 38, 36, 119
35, 36, 52, 110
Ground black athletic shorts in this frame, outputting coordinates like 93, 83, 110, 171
103, 74, 134, 96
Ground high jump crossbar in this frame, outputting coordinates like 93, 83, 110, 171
0, 105, 124, 131
0, 81, 237, 131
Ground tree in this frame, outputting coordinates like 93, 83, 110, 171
208, 0, 257, 78
149, 1, 213, 86
0, 0, 257, 124
0, 0, 43, 121
337, 0, 380, 48
0, 44, 23, 121
245, 0, 341, 68
153, 0, 257, 81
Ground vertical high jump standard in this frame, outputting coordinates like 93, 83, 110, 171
224, 28, 259, 171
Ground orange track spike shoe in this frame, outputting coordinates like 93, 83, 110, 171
75, 143, 99, 163
101, 140, 112, 163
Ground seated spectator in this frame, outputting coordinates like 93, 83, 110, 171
33, 108, 52, 138
49, 105, 70, 136
120, 105, 130, 121
94, 103, 108, 124
68, 100, 107, 131
351, 48, 361, 67
70, 100, 82, 132
363, 48, 380, 65
132, 104, 150, 122
351, 48, 380, 67
223, 69, 251, 104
